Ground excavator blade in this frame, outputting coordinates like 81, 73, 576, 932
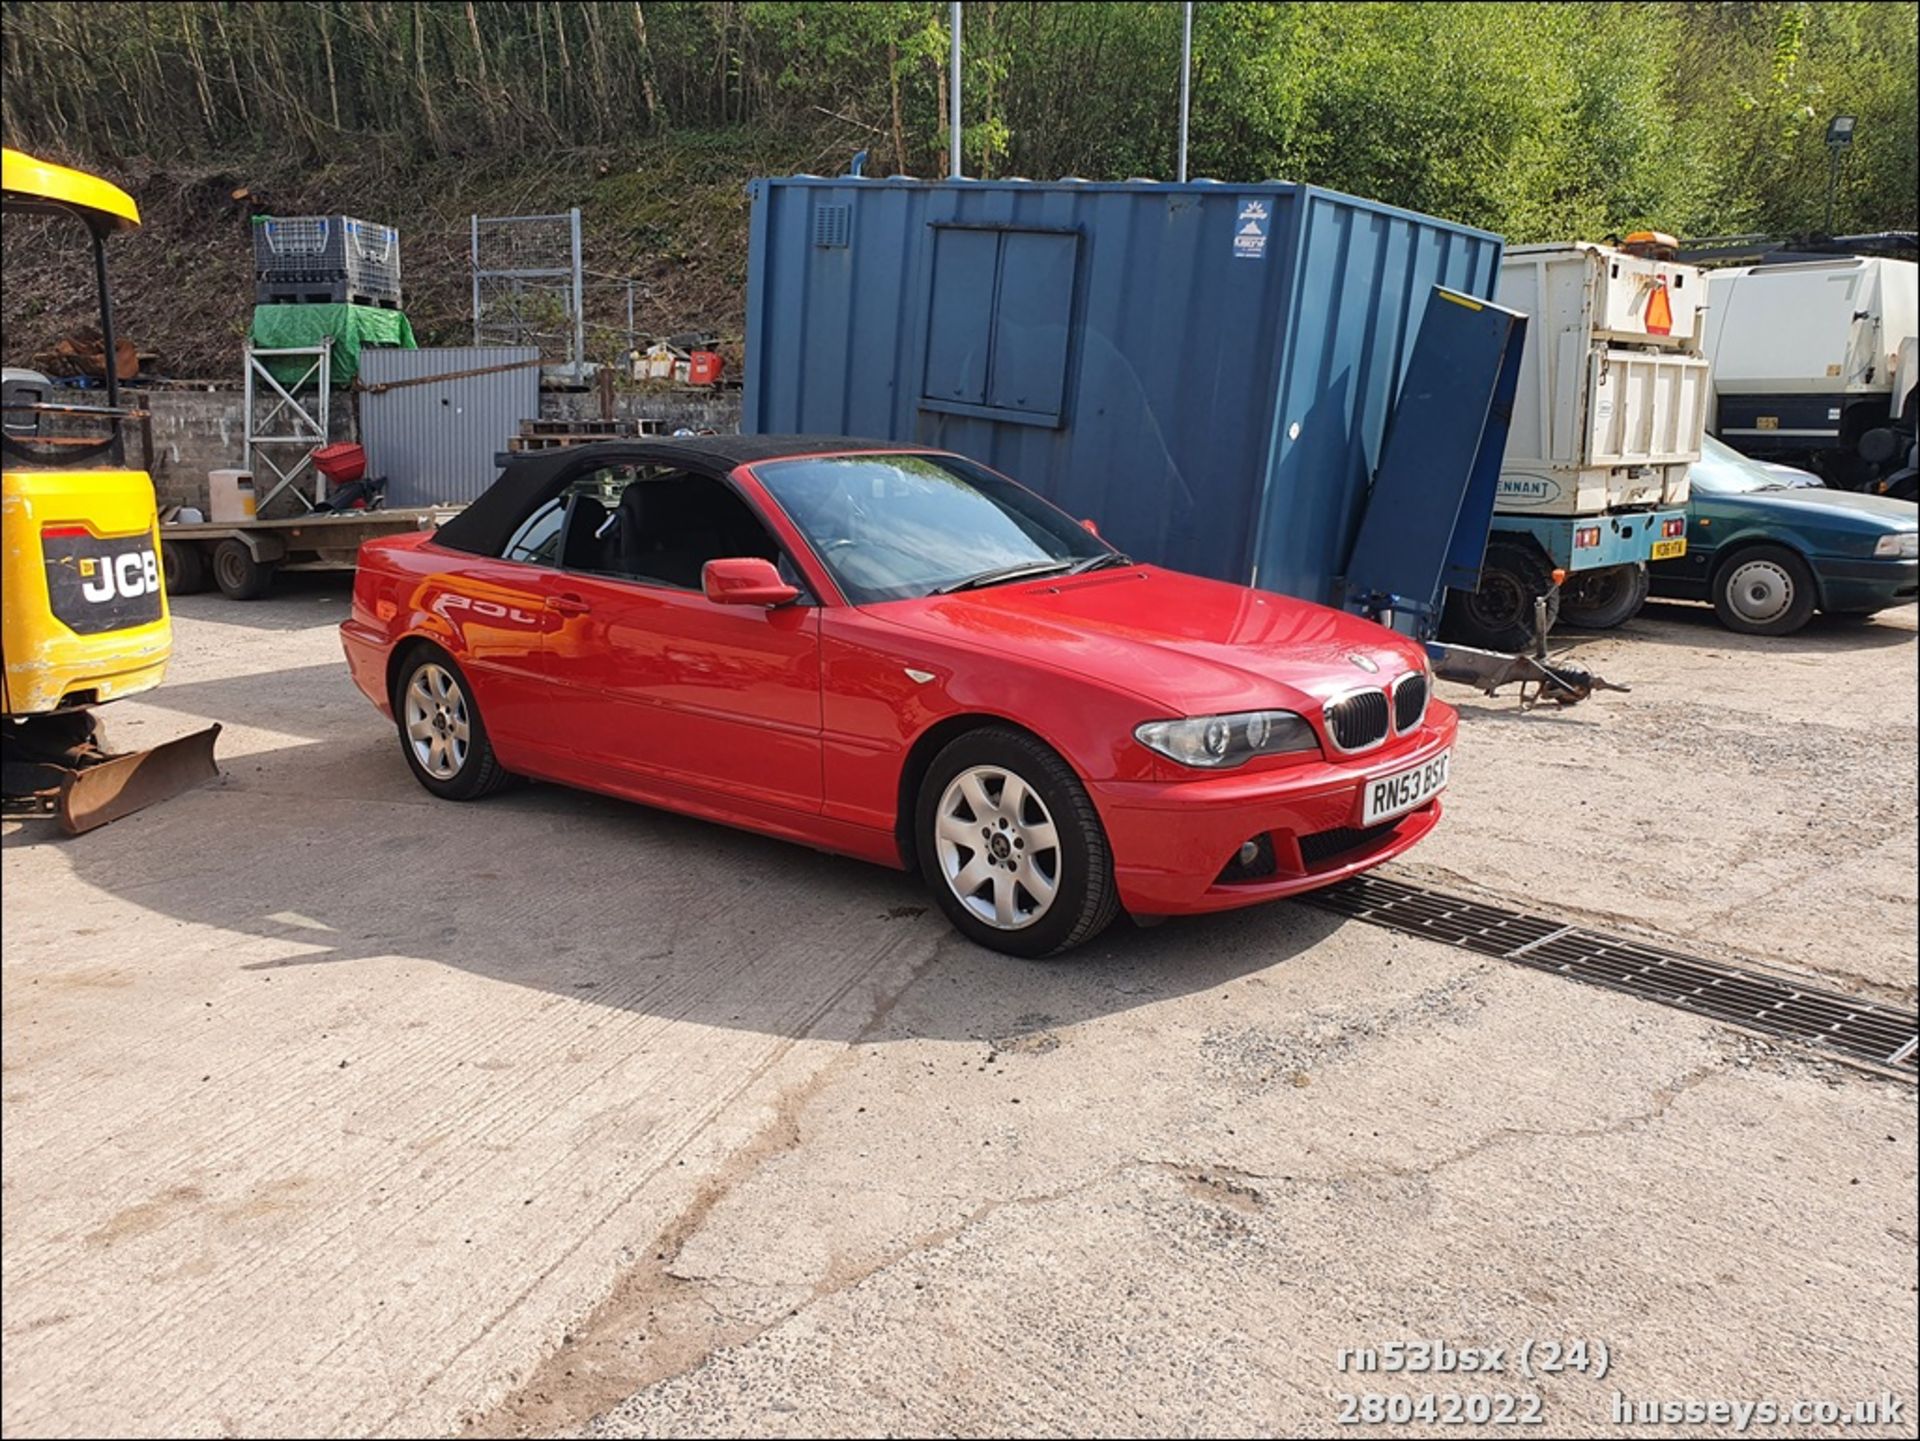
55, 724, 221, 835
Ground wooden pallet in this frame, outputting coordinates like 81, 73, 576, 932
516, 417, 668, 438
507, 427, 669, 453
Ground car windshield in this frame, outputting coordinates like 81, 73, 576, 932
752, 452, 1114, 604
1691, 435, 1803, 496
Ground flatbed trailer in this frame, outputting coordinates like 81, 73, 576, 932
159, 507, 456, 600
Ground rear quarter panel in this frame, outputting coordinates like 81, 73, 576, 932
344, 534, 557, 757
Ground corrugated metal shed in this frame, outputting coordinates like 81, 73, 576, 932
744, 177, 1503, 603
360, 346, 539, 507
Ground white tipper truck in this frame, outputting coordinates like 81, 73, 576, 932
1442, 238, 1707, 650
1700, 254, 1918, 498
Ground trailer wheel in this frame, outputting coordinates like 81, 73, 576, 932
212, 539, 275, 600
1441, 540, 1559, 651
1558, 563, 1649, 630
161, 540, 210, 596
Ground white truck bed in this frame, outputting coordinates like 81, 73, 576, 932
1495, 243, 1708, 516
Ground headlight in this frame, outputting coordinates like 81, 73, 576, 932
1873, 533, 1918, 558
1134, 710, 1320, 768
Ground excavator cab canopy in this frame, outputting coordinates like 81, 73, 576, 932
2, 147, 141, 233
2, 148, 143, 468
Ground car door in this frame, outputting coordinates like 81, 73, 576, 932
537, 466, 825, 814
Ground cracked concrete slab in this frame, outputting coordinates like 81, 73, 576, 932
572, 941, 1915, 1438
3, 584, 1914, 1438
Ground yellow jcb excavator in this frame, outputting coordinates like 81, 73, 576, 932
2, 147, 218, 831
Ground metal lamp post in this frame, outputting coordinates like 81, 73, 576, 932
1177, 2, 1193, 182
1824, 114, 1855, 235
949, 2, 963, 179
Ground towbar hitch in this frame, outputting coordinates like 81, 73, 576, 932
1427, 596, 1629, 708
1424, 642, 1627, 708
1354, 589, 1627, 708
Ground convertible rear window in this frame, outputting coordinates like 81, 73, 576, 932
753, 452, 1109, 604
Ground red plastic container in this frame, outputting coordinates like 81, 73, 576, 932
313, 442, 367, 483
687, 351, 725, 386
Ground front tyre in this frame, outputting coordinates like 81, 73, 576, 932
1441, 540, 1560, 651
393, 649, 513, 800
916, 726, 1119, 958
1712, 545, 1817, 636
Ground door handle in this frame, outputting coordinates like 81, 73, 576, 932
547, 593, 591, 616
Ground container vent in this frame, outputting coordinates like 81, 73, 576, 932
812, 205, 852, 248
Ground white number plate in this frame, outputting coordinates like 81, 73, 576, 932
1362, 749, 1451, 826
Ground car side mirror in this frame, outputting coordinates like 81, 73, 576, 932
703, 556, 800, 607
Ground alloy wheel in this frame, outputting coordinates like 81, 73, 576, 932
934, 764, 1061, 930
404, 663, 471, 780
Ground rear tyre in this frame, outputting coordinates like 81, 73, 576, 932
392, 648, 513, 800
212, 539, 275, 600
915, 726, 1119, 959
1711, 545, 1817, 636
1558, 563, 1650, 630
161, 540, 210, 595
1441, 540, 1560, 651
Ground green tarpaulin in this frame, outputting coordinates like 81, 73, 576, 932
248, 304, 416, 388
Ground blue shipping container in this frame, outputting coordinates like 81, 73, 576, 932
745, 176, 1505, 606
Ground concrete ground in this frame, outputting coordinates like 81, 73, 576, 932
2, 582, 1914, 1439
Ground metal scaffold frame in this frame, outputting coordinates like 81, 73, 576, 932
243, 342, 332, 512
471, 208, 586, 385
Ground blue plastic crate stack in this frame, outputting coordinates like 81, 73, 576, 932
253, 215, 403, 309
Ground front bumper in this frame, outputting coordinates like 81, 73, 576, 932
1091, 703, 1458, 915
1813, 554, 1919, 613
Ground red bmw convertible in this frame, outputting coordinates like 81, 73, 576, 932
342, 437, 1456, 957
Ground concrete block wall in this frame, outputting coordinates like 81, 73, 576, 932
547, 386, 742, 433
139, 388, 246, 512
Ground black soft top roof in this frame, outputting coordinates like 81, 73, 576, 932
432, 434, 920, 557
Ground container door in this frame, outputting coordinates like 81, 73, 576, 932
1342, 287, 1528, 629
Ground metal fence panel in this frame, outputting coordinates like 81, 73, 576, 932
360, 347, 540, 507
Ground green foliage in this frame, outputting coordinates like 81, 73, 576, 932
0, 0, 1913, 237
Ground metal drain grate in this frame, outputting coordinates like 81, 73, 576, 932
1308, 874, 1918, 1078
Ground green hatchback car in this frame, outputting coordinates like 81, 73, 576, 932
1651, 437, 1920, 635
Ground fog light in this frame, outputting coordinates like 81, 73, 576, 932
1237, 840, 1260, 867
